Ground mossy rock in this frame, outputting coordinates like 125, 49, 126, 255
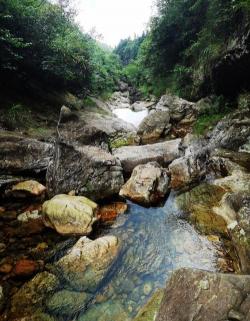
133, 289, 164, 321
176, 183, 228, 235
46, 290, 90, 315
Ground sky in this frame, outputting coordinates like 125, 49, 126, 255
76, 0, 154, 47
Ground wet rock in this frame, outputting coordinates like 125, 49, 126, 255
42, 194, 98, 235
0, 243, 6, 253
17, 210, 40, 222
108, 91, 131, 109
17, 218, 45, 236
10, 272, 59, 318
176, 183, 228, 235
13, 259, 39, 278
156, 268, 250, 321
13, 311, 57, 321
0, 286, 4, 311
133, 289, 164, 321
211, 149, 250, 172
54, 236, 119, 292
97, 202, 128, 223
137, 109, 171, 143
46, 290, 90, 315
46, 143, 124, 200
213, 169, 250, 194
120, 162, 169, 205
0, 132, 52, 176
78, 300, 130, 321
11, 180, 46, 198
114, 139, 182, 173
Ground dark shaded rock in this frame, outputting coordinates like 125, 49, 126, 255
46, 143, 124, 200
0, 132, 52, 176
156, 268, 250, 321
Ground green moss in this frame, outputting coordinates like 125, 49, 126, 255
193, 113, 225, 135
110, 137, 130, 149
83, 97, 98, 108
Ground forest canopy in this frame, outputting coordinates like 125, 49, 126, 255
0, 0, 121, 97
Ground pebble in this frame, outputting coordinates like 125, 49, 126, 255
13, 259, 39, 277
0, 243, 6, 253
143, 282, 153, 295
0, 263, 13, 274
17, 210, 40, 222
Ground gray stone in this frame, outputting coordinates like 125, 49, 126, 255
156, 268, 250, 321
114, 139, 182, 173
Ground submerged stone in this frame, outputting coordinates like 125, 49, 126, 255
46, 290, 91, 315
54, 236, 119, 292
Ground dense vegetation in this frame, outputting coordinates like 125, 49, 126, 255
0, 0, 121, 101
114, 34, 145, 66
121, 0, 250, 99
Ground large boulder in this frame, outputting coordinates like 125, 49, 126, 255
114, 139, 182, 173
156, 268, 250, 321
46, 143, 124, 200
120, 162, 169, 205
137, 109, 171, 143
58, 108, 140, 150
42, 194, 98, 235
10, 272, 59, 318
156, 94, 195, 122
208, 109, 250, 151
54, 236, 119, 291
0, 132, 52, 176
176, 183, 228, 235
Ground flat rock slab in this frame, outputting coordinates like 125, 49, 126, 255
156, 268, 250, 321
113, 139, 182, 173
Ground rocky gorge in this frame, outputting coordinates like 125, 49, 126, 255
0, 88, 250, 321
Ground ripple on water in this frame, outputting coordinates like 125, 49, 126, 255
63, 193, 218, 321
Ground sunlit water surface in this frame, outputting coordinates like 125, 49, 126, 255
51, 194, 218, 321
113, 108, 148, 127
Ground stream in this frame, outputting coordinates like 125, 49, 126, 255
50, 108, 219, 321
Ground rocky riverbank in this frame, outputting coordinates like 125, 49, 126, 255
0, 91, 249, 321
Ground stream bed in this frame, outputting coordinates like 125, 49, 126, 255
53, 193, 219, 321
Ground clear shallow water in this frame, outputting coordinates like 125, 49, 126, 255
55, 194, 218, 321
113, 108, 148, 127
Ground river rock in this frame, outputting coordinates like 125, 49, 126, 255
156, 94, 195, 122
17, 210, 40, 222
97, 202, 128, 223
11, 180, 46, 197
114, 139, 182, 173
156, 268, 250, 321
108, 91, 131, 110
133, 289, 164, 321
120, 162, 169, 205
13, 259, 39, 277
0, 132, 52, 176
176, 183, 228, 235
54, 236, 119, 291
42, 194, 98, 235
46, 290, 90, 315
78, 300, 130, 321
132, 101, 155, 112
208, 109, 250, 151
46, 142, 124, 200
10, 272, 59, 318
137, 109, 171, 143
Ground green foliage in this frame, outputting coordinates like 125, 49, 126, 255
4, 103, 32, 129
129, 0, 250, 100
0, 0, 121, 102
114, 34, 146, 66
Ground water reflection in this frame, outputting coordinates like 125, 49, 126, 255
113, 108, 148, 127
74, 193, 218, 321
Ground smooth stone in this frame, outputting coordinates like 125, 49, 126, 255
11, 180, 46, 197
42, 194, 98, 235
13, 259, 39, 277
54, 236, 119, 292
120, 162, 169, 205
114, 139, 181, 173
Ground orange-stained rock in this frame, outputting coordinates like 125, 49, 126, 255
13, 259, 39, 277
97, 202, 128, 222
